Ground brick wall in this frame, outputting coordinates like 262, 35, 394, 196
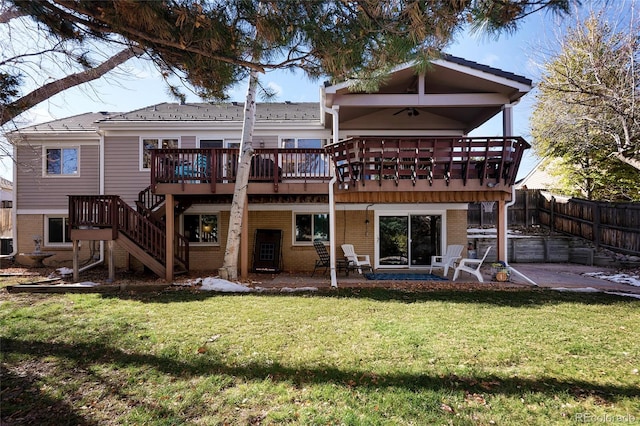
446, 209, 469, 255
15, 215, 92, 268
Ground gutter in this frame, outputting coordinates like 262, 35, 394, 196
322, 95, 339, 288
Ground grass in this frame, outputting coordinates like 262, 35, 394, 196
1, 282, 639, 425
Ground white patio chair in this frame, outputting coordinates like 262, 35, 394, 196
452, 246, 492, 283
341, 244, 372, 274
429, 244, 464, 276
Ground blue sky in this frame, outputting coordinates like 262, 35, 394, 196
1, 2, 616, 181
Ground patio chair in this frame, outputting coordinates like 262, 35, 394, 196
341, 244, 373, 274
175, 154, 209, 181
453, 246, 492, 283
312, 240, 330, 277
429, 244, 464, 276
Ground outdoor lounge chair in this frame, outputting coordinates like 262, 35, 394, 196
175, 154, 209, 181
452, 246, 492, 282
341, 244, 373, 274
312, 240, 330, 277
429, 244, 464, 276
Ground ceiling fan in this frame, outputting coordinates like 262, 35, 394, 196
393, 107, 420, 117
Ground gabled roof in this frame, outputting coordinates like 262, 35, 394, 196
322, 53, 533, 133
12, 112, 118, 133
101, 102, 320, 122
515, 160, 554, 190
440, 54, 532, 86
0, 177, 12, 190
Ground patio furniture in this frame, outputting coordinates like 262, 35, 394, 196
175, 154, 209, 181
429, 244, 464, 276
341, 244, 373, 274
453, 246, 492, 283
312, 240, 330, 277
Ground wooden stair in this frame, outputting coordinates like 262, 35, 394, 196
69, 195, 189, 279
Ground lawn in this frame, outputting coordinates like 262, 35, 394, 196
1, 283, 639, 425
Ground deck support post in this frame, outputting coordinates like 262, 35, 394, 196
73, 240, 79, 282
165, 193, 175, 281
108, 240, 115, 282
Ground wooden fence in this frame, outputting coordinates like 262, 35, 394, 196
468, 190, 543, 228
469, 190, 640, 256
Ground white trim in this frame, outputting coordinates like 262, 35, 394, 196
181, 212, 220, 246
11, 134, 100, 144
99, 132, 105, 195
432, 58, 532, 92
292, 211, 330, 246
338, 203, 467, 211
18, 209, 68, 215
374, 209, 448, 269
331, 93, 509, 108
44, 214, 72, 247
197, 138, 223, 148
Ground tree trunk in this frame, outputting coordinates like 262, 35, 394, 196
219, 70, 258, 280
1, 47, 141, 126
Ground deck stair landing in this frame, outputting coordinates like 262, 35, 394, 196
69, 195, 188, 278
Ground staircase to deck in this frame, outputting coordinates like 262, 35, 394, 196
69, 194, 189, 278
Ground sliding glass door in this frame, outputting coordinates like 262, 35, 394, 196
378, 214, 441, 268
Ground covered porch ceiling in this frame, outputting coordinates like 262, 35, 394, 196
323, 54, 533, 134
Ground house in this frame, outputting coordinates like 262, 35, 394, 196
515, 159, 555, 191
7, 55, 532, 283
0, 176, 12, 254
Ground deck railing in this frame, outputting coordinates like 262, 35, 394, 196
325, 136, 530, 187
151, 148, 330, 190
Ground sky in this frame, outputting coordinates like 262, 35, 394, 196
1, 1, 622, 182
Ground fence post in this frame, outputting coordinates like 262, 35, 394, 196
593, 202, 601, 249
550, 196, 555, 233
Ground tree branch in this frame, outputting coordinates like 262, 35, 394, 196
1, 47, 141, 126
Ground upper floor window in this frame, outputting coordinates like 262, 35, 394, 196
46, 147, 78, 176
199, 139, 223, 148
281, 138, 328, 176
141, 138, 178, 170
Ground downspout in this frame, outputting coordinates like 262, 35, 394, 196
79, 129, 106, 272
504, 185, 536, 286
322, 95, 339, 288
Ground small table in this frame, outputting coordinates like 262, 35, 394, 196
336, 259, 350, 276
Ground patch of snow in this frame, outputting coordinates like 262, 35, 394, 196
199, 278, 252, 292
57, 267, 73, 276
67, 282, 99, 287
280, 286, 318, 293
583, 272, 640, 287
551, 287, 601, 293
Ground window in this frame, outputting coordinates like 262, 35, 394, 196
282, 138, 328, 176
183, 214, 218, 244
46, 216, 71, 245
294, 213, 329, 243
199, 139, 223, 148
141, 138, 178, 170
46, 147, 78, 176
